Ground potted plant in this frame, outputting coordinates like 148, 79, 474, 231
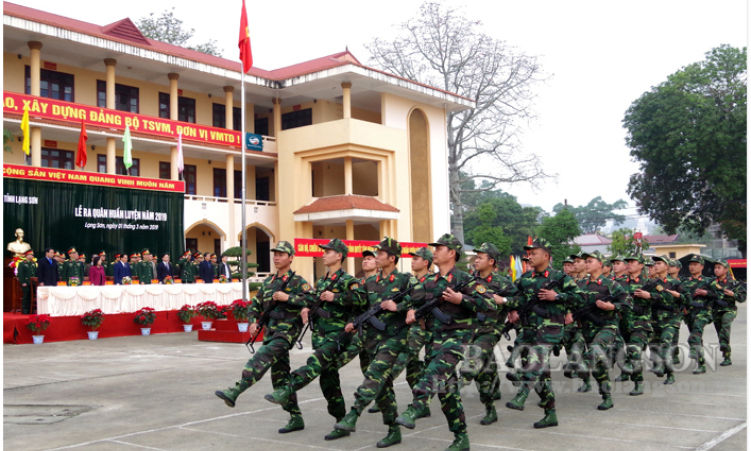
177, 304, 197, 332
26, 314, 51, 344
230, 299, 251, 332
69, 276, 81, 287
81, 309, 105, 340
134, 307, 156, 335
217, 304, 231, 320
122, 276, 132, 285
196, 301, 219, 330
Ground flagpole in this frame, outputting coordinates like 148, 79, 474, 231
241, 70, 248, 303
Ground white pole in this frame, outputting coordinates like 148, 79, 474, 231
241, 70, 247, 303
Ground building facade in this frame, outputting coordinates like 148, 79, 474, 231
2, 2, 473, 280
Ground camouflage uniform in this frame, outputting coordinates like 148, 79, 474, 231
395, 234, 495, 451
215, 242, 313, 434
265, 238, 366, 436
460, 243, 518, 424
648, 256, 689, 382
504, 238, 583, 429
681, 256, 715, 371
334, 238, 426, 448
709, 259, 747, 365
574, 251, 632, 410
615, 255, 652, 394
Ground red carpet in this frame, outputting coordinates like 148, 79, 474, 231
3, 312, 256, 345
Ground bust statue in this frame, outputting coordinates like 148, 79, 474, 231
7, 228, 31, 257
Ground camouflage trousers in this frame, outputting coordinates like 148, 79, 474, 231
240, 330, 301, 416
391, 324, 432, 390
351, 332, 409, 425
288, 329, 361, 420
411, 328, 473, 435
713, 308, 738, 355
686, 308, 713, 363
650, 313, 681, 374
580, 325, 618, 396
613, 312, 632, 367
519, 343, 556, 410
561, 323, 586, 368
625, 316, 653, 382
461, 329, 501, 407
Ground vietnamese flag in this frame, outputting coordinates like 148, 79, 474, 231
238, 0, 253, 73
76, 120, 87, 169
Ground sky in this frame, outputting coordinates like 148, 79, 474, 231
15, 0, 749, 213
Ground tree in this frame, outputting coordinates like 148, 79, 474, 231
464, 203, 512, 257
552, 196, 628, 234
3, 129, 13, 153
536, 208, 581, 268
367, 1, 551, 243
462, 188, 543, 254
623, 45, 747, 257
608, 228, 648, 256
137, 9, 223, 57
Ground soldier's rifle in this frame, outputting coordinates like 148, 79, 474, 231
498, 274, 566, 337
334, 286, 411, 351
294, 272, 332, 348
395, 276, 473, 333
571, 293, 616, 327
246, 271, 296, 354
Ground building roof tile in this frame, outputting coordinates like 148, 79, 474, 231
294, 195, 399, 214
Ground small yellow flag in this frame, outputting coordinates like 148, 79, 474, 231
20, 105, 30, 155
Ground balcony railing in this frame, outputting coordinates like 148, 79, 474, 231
184, 194, 276, 206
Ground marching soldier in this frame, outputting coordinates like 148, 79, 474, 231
460, 242, 517, 426
611, 255, 628, 280
667, 259, 685, 365
394, 234, 495, 451
504, 238, 582, 429
333, 237, 424, 448
572, 251, 631, 411
264, 238, 366, 442
215, 241, 314, 434
681, 255, 715, 374
562, 256, 575, 277
648, 256, 688, 385
17, 249, 36, 314
374, 247, 435, 419
618, 254, 651, 395
710, 258, 747, 366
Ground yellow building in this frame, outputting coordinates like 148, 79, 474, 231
2, 3, 473, 280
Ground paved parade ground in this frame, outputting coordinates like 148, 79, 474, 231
4, 304, 747, 451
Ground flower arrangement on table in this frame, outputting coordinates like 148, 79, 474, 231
164, 275, 174, 285
133, 307, 156, 327
68, 277, 81, 287
122, 277, 132, 285
230, 299, 250, 322
219, 274, 228, 284
26, 314, 51, 335
81, 309, 105, 330
177, 304, 197, 324
196, 301, 220, 320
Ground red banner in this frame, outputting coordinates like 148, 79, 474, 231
294, 238, 428, 258
3, 164, 185, 193
728, 259, 746, 269
3, 92, 243, 149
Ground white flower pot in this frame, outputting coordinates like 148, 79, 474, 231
201, 321, 213, 330
237, 322, 249, 332
87, 331, 99, 340
183, 324, 193, 332
32, 335, 44, 344
140, 328, 151, 336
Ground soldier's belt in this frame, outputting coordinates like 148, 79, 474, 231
314, 308, 333, 319
269, 310, 297, 320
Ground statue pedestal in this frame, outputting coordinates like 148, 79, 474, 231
4, 258, 21, 313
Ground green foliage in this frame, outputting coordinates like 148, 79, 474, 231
462, 189, 543, 254
4, 129, 13, 153
248, 282, 263, 292
553, 196, 628, 234
536, 208, 581, 268
608, 228, 648, 256
136, 9, 223, 57
223, 246, 252, 258
623, 45, 747, 257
